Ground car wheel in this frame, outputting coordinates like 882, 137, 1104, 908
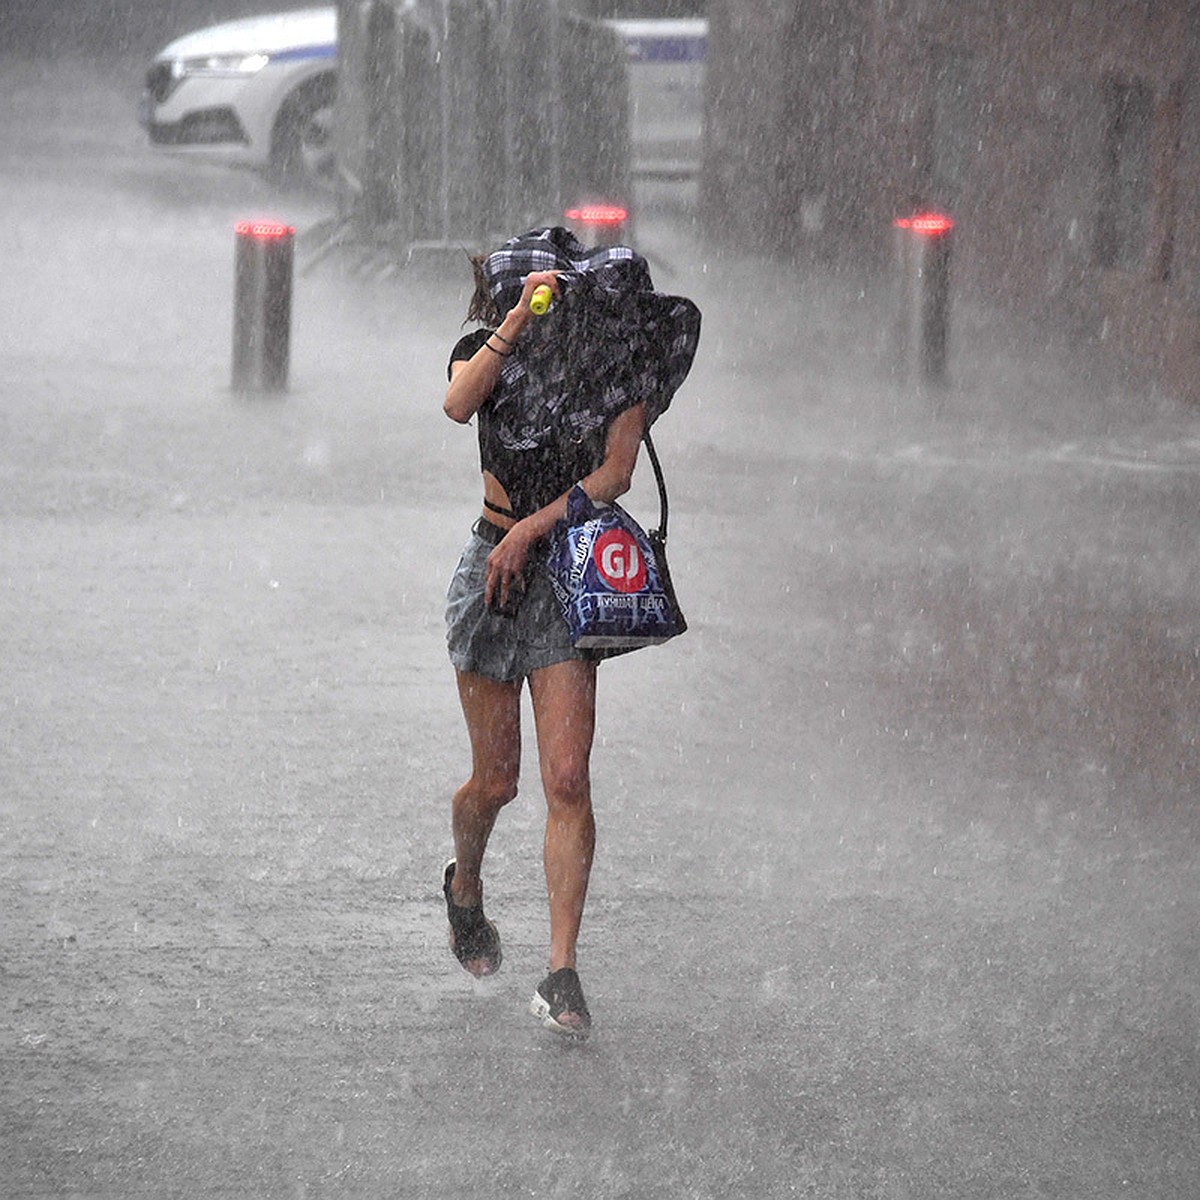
269, 74, 336, 190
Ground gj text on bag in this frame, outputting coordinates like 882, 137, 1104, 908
547, 485, 686, 650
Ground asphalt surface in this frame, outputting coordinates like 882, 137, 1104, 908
3, 52, 1199, 1200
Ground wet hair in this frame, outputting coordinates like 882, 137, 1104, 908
464, 252, 502, 327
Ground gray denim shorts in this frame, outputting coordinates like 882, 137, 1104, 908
445, 522, 584, 684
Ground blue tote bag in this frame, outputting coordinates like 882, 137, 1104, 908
546, 432, 686, 651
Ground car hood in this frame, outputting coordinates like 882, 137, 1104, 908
156, 7, 337, 60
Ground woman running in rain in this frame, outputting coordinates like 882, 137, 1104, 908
440, 227, 699, 1039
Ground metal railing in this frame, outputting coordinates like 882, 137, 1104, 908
319, 0, 630, 265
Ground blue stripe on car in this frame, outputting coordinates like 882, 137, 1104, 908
270, 43, 337, 63
623, 36, 706, 64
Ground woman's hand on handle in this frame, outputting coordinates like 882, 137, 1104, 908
444, 270, 564, 425
517, 270, 562, 316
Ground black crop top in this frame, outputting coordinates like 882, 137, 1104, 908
448, 328, 604, 519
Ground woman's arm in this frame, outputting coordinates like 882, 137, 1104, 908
484, 402, 647, 609
444, 270, 562, 423
529, 401, 646, 536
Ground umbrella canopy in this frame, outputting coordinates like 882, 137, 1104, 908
482, 227, 702, 451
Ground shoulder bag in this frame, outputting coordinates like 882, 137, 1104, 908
546, 429, 687, 650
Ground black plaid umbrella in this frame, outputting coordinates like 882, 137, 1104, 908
482, 227, 702, 452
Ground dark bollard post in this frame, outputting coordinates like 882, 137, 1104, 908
232, 220, 295, 394
893, 211, 954, 386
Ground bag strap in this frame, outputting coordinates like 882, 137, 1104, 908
643, 429, 669, 543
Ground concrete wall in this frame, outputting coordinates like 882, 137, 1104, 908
703, 0, 1200, 401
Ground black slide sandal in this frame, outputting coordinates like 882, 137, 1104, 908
530, 967, 592, 1040
442, 860, 502, 976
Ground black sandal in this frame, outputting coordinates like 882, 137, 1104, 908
442, 859, 502, 977
530, 967, 592, 1040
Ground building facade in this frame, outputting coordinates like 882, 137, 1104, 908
702, 0, 1200, 401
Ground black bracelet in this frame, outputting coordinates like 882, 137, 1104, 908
483, 340, 510, 358
491, 330, 514, 347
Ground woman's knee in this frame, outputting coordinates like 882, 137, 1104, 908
541, 756, 591, 812
459, 772, 519, 813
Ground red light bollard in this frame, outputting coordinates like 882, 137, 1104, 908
893, 211, 954, 386
564, 203, 630, 248
232, 220, 295, 394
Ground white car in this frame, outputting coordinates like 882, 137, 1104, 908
139, 7, 337, 187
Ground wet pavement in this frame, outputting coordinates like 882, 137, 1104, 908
3, 53, 1199, 1200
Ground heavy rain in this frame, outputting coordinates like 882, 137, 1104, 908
2, 1, 1198, 1197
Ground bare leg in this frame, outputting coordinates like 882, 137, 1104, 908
528, 659, 598, 973
451, 670, 521, 912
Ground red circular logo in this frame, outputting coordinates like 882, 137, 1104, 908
594, 530, 647, 593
